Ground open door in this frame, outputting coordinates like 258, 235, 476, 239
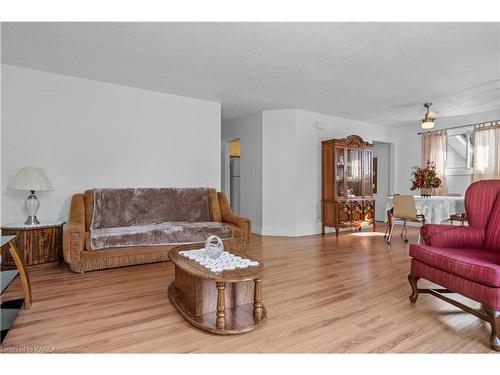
229, 139, 240, 215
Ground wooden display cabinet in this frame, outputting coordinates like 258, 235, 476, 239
321, 135, 375, 236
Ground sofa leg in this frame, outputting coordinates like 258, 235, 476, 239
408, 274, 420, 304
484, 307, 500, 351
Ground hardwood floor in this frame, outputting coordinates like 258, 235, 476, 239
1, 226, 496, 353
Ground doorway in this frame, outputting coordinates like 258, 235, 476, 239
229, 139, 241, 215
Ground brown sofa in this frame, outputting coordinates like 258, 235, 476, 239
63, 188, 250, 273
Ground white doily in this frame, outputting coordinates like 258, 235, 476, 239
179, 249, 259, 273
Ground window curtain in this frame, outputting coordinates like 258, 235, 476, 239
421, 130, 448, 195
473, 121, 500, 181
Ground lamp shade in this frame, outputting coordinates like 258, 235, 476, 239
421, 119, 435, 129
7, 167, 54, 191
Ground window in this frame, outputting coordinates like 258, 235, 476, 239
446, 128, 474, 176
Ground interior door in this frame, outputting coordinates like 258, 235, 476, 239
230, 156, 240, 215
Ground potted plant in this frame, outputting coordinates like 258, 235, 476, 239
410, 161, 442, 197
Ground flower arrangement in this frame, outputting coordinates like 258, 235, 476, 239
410, 161, 442, 191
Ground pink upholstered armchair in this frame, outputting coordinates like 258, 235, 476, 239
408, 180, 500, 351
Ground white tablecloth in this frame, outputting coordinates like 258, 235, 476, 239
385, 196, 465, 224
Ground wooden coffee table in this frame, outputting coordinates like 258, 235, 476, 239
168, 245, 268, 334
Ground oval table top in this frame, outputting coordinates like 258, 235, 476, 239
169, 244, 267, 283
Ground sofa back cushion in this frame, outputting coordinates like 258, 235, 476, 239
465, 180, 500, 229
90, 188, 214, 229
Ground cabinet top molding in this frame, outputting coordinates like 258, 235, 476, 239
321, 135, 372, 148
1, 221, 65, 230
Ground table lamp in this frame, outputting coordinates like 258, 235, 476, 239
7, 167, 54, 225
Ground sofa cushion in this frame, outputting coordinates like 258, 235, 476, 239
410, 244, 500, 287
91, 188, 213, 229
89, 221, 234, 250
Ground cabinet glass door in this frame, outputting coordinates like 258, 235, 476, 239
335, 148, 345, 198
363, 150, 373, 197
347, 149, 362, 197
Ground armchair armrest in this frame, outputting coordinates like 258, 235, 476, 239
217, 192, 251, 245
63, 194, 86, 264
420, 224, 485, 249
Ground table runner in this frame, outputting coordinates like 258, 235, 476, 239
179, 249, 259, 273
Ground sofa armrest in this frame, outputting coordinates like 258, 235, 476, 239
63, 194, 86, 264
420, 224, 485, 249
218, 192, 251, 245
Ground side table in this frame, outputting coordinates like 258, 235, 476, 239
1, 221, 65, 268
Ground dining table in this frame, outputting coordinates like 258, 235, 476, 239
385, 195, 465, 224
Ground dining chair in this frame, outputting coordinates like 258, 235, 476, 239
384, 207, 394, 239
387, 195, 426, 244
449, 213, 467, 225
447, 193, 467, 225
384, 194, 399, 239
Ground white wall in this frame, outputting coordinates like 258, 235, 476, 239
373, 142, 391, 221
260, 109, 396, 236
261, 110, 298, 235
1, 65, 222, 224
0, 27, 3, 222
221, 112, 263, 230
393, 108, 500, 195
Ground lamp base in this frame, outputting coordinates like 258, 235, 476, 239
25, 191, 40, 225
25, 216, 40, 225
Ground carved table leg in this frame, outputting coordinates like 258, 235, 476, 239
253, 278, 263, 319
408, 274, 420, 304
216, 282, 226, 329
484, 307, 500, 351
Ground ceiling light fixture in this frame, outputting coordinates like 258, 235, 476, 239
421, 102, 436, 130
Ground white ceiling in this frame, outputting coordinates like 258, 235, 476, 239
2, 22, 499, 125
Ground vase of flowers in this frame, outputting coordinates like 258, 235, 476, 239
410, 161, 442, 197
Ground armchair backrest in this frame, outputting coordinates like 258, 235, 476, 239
393, 195, 417, 220
465, 180, 500, 251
